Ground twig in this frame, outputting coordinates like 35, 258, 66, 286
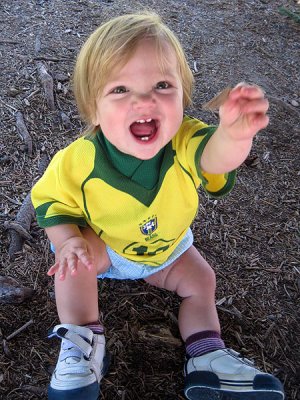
0, 193, 22, 205
34, 35, 41, 56
0, 180, 12, 185
38, 153, 49, 175
21, 385, 46, 397
7, 193, 35, 260
36, 61, 55, 110
15, 111, 33, 156
6, 156, 48, 260
0, 98, 17, 113
26, 88, 40, 100
34, 55, 72, 62
217, 305, 243, 319
2, 340, 12, 357
0, 39, 20, 44
6, 319, 34, 341
4, 221, 33, 241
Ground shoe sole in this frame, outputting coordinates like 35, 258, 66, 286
185, 387, 284, 400
96, 351, 111, 400
184, 371, 284, 400
102, 350, 111, 377
48, 350, 111, 400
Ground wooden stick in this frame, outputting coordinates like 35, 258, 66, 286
36, 62, 55, 110
0, 39, 20, 44
4, 221, 33, 241
6, 156, 49, 260
202, 86, 232, 111
15, 111, 33, 156
0, 98, 17, 113
7, 193, 35, 260
6, 319, 34, 341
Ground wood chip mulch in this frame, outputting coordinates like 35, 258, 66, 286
0, 0, 299, 399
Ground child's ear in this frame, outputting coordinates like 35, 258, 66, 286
91, 108, 100, 126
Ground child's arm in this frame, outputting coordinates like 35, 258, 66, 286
200, 83, 269, 174
46, 224, 94, 281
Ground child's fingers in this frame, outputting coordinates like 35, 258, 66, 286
47, 262, 59, 276
241, 98, 269, 115
67, 253, 79, 276
47, 259, 67, 280
230, 83, 266, 101
48, 242, 94, 281
80, 254, 94, 270
58, 258, 68, 281
76, 248, 94, 271
249, 112, 269, 131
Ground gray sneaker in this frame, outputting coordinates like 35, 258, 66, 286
184, 348, 284, 400
48, 324, 110, 400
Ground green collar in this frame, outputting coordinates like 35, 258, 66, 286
99, 132, 165, 190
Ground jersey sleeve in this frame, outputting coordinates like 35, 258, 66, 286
31, 149, 87, 228
178, 116, 236, 198
193, 125, 236, 198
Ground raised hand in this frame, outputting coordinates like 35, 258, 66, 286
218, 83, 269, 142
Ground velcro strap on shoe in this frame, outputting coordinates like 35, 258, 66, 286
48, 325, 93, 358
226, 349, 254, 366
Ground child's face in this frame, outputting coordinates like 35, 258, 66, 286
94, 38, 184, 159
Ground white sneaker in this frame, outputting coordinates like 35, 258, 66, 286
184, 348, 284, 400
48, 324, 109, 400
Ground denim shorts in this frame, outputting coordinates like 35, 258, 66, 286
99, 228, 194, 280
50, 228, 193, 280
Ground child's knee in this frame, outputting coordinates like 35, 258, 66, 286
187, 261, 216, 295
166, 252, 216, 298
200, 263, 216, 290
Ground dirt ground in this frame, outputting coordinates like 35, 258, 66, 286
0, 0, 299, 399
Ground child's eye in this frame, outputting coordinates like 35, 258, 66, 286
156, 81, 170, 90
112, 86, 128, 94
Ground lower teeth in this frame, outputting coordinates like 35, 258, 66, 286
141, 136, 149, 141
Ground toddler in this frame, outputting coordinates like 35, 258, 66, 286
31, 11, 284, 400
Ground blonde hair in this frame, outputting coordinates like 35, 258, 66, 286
73, 12, 194, 131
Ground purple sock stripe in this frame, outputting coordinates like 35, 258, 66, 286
186, 338, 225, 357
186, 330, 225, 358
186, 330, 221, 346
85, 323, 105, 334
187, 338, 224, 351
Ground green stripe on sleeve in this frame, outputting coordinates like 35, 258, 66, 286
194, 126, 237, 198
35, 201, 87, 228
36, 215, 87, 228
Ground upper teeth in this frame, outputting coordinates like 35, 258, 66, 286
136, 118, 152, 123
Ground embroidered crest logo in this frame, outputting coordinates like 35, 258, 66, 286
139, 215, 158, 240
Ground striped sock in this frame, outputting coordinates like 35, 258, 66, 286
84, 321, 105, 335
185, 330, 225, 357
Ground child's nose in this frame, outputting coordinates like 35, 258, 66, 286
132, 91, 156, 108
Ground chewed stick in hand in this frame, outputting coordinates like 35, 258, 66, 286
202, 86, 232, 111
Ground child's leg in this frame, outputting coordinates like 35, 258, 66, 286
145, 246, 284, 400
145, 245, 219, 340
54, 226, 111, 325
49, 227, 111, 400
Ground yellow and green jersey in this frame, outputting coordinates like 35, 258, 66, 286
31, 115, 236, 266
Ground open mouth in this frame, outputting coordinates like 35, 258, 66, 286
130, 118, 157, 142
